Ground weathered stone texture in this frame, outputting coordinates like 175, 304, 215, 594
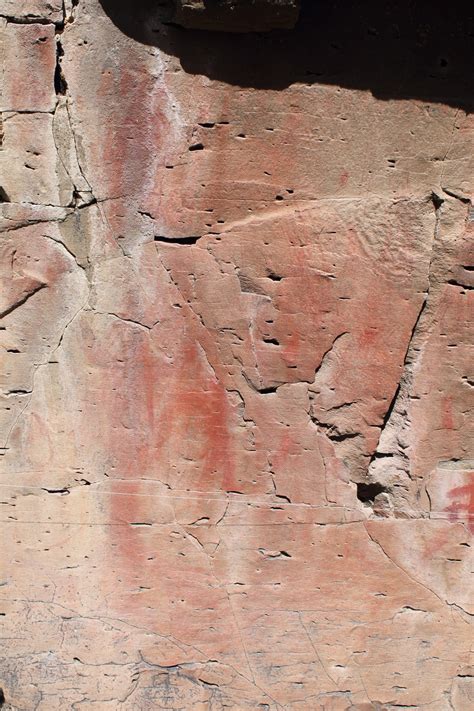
0, 1, 63, 24
0, 0, 473, 708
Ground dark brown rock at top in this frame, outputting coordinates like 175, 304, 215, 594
172, 0, 301, 32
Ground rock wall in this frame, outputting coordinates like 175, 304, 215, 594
0, 1, 473, 708
171, 1, 301, 32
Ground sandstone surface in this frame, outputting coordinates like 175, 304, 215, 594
0, 0, 472, 708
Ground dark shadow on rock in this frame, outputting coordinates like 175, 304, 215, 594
98, 0, 474, 110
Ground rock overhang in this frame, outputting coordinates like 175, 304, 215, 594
171, 0, 301, 32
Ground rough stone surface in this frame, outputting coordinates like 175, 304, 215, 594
0, 0, 473, 708
172, 0, 301, 32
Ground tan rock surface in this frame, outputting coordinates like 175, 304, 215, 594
0, 0, 472, 708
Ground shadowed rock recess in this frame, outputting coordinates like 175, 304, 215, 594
0, 0, 472, 708
171, 0, 301, 32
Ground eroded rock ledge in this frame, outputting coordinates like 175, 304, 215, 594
172, 0, 301, 32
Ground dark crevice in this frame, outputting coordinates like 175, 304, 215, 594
42, 487, 70, 495
430, 191, 444, 210
442, 187, 471, 204
256, 385, 278, 394
54, 38, 68, 95
154, 234, 201, 245
68, 190, 97, 210
0, 186, 10, 203
447, 279, 473, 291
0, 283, 47, 319
1, 16, 57, 25
326, 430, 359, 442
356, 482, 387, 503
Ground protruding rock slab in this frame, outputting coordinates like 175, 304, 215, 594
0, 0, 63, 23
173, 0, 301, 32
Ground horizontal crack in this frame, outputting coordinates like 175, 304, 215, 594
154, 235, 202, 245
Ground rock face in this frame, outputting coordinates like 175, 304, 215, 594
172, 0, 301, 32
0, 0, 473, 709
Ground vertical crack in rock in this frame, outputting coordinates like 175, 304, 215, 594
364, 523, 458, 613
365, 192, 461, 517
51, 2, 98, 209
298, 613, 337, 687
0, 3, 92, 456
54, 36, 68, 95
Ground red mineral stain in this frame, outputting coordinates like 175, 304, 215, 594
339, 171, 349, 187
281, 331, 300, 367
95, 57, 170, 234
441, 395, 454, 430
106, 334, 237, 577
445, 480, 474, 533
271, 431, 294, 473
148, 341, 237, 492
358, 327, 379, 347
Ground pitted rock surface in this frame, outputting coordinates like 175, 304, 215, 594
0, 0, 473, 709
